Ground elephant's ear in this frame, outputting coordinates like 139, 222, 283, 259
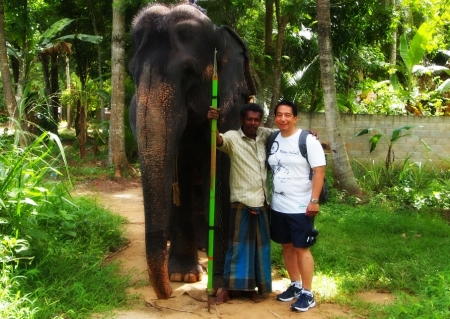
218, 26, 256, 98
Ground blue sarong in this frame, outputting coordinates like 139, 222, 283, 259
223, 202, 272, 294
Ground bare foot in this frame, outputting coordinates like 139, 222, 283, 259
245, 291, 264, 303
213, 288, 231, 305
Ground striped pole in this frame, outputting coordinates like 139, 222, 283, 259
207, 49, 218, 312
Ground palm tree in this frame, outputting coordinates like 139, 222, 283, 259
109, 0, 129, 177
0, 0, 17, 125
316, 0, 362, 196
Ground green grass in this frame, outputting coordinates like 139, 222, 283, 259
0, 128, 133, 319
25, 198, 131, 318
271, 172, 450, 318
1, 196, 133, 319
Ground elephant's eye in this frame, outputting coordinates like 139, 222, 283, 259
179, 63, 200, 92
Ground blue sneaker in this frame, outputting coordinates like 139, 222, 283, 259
276, 284, 302, 301
290, 292, 316, 312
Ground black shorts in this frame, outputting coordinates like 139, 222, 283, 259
270, 209, 315, 248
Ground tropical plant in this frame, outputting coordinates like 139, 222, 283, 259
351, 79, 405, 115
355, 125, 430, 169
386, 22, 450, 115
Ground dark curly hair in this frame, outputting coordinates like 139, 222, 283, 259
240, 103, 264, 119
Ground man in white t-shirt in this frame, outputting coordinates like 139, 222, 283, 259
268, 100, 326, 312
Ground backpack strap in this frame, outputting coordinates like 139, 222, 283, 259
298, 129, 314, 180
266, 130, 280, 165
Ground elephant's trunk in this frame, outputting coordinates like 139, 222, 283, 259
136, 79, 186, 299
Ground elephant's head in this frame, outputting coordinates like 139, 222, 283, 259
129, 3, 254, 299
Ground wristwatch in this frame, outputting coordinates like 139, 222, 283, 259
310, 198, 319, 204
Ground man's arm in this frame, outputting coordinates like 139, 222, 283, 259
306, 165, 325, 217
207, 107, 223, 146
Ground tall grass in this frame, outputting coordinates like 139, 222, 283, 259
0, 127, 130, 318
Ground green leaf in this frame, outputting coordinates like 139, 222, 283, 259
26, 228, 50, 239
96, 89, 111, 102
436, 79, 450, 94
408, 23, 431, 67
22, 198, 38, 206
61, 230, 77, 237
39, 18, 74, 47
355, 128, 370, 137
399, 34, 411, 71
369, 134, 382, 152
391, 126, 414, 141
56, 34, 103, 44
390, 73, 400, 91
419, 138, 431, 151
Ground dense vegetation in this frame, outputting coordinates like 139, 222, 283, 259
0, 130, 130, 318
1, 0, 450, 318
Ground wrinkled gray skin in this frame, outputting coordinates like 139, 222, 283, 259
128, 3, 255, 299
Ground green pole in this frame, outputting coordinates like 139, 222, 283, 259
207, 49, 218, 311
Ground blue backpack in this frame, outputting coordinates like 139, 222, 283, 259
266, 130, 329, 204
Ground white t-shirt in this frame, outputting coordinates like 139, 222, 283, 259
268, 129, 326, 214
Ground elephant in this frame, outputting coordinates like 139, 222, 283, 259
128, 3, 256, 299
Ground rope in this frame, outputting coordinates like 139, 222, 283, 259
172, 151, 181, 206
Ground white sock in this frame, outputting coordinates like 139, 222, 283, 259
303, 289, 313, 296
291, 281, 302, 289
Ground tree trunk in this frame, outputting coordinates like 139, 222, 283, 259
265, 0, 290, 127
109, 0, 129, 177
41, 53, 51, 96
0, 0, 18, 123
50, 52, 60, 130
263, 0, 274, 106
387, 0, 397, 66
65, 55, 72, 126
79, 100, 87, 158
87, 0, 105, 122
316, 0, 362, 196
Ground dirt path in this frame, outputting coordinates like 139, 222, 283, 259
75, 180, 393, 319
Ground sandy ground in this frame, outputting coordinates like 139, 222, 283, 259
75, 179, 394, 319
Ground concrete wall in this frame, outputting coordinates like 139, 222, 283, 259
292, 113, 450, 169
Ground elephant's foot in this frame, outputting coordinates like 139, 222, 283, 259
168, 263, 203, 283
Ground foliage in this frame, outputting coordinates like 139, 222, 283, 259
0, 132, 72, 246
0, 264, 37, 319
355, 125, 430, 169
60, 73, 110, 115
384, 270, 450, 318
0, 121, 130, 318
351, 79, 405, 115
384, 22, 450, 115
352, 156, 450, 210
400, 0, 450, 52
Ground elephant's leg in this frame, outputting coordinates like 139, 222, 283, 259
168, 155, 203, 283
193, 176, 207, 252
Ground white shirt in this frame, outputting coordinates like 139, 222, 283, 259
268, 129, 326, 213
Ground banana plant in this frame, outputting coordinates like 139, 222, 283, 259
355, 126, 430, 170
387, 22, 434, 115
6, 18, 102, 101
386, 23, 450, 116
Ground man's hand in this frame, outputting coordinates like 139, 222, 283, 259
306, 203, 319, 217
207, 107, 220, 120
310, 130, 319, 140
207, 107, 223, 146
